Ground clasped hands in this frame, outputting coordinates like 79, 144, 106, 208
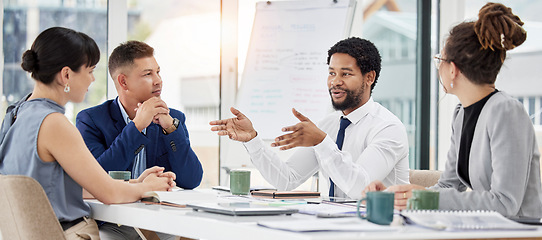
136, 166, 177, 191
209, 107, 326, 150
133, 97, 174, 132
363, 180, 425, 210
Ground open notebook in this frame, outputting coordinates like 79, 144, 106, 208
401, 210, 538, 231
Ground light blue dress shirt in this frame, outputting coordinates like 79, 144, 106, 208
118, 101, 146, 179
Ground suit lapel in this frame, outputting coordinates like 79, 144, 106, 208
111, 98, 127, 133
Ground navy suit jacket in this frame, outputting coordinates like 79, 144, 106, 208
75, 98, 203, 189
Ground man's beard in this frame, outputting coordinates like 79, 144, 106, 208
330, 84, 364, 111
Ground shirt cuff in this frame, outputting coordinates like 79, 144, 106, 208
312, 135, 338, 160
243, 136, 266, 154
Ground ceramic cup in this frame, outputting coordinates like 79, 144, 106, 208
229, 169, 251, 195
357, 191, 394, 225
407, 190, 439, 210
109, 171, 131, 181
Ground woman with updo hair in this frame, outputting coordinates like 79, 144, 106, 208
0, 27, 176, 239
364, 2, 542, 218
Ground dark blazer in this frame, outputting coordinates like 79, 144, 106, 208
76, 98, 203, 189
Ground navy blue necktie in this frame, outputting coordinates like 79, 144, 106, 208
329, 117, 351, 197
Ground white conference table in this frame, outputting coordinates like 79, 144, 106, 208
86, 189, 542, 240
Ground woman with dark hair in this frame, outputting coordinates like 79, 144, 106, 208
365, 3, 542, 218
0, 27, 175, 239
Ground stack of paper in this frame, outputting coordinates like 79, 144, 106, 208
258, 218, 399, 232
401, 210, 538, 231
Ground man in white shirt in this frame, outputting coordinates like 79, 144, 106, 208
210, 37, 409, 199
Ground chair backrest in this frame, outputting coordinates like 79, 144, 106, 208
0, 175, 66, 240
409, 169, 442, 188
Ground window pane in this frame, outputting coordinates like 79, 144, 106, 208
127, 0, 221, 188
2, 1, 108, 122
364, 0, 418, 168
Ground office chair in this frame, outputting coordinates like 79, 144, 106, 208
0, 175, 66, 240
409, 169, 442, 188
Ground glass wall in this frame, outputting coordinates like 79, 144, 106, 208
2, 0, 108, 121
1, 0, 221, 188
126, 0, 221, 188
362, 0, 420, 168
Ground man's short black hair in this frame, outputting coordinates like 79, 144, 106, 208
327, 37, 382, 92
108, 40, 154, 78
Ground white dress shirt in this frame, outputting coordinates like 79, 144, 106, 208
244, 98, 410, 199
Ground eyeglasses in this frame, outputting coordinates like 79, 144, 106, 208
433, 54, 450, 70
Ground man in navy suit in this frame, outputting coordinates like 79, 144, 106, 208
76, 40, 203, 239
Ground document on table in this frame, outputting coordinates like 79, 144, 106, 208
220, 194, 309, 206
401, 210, 539, 231
142, 189, 218, 207
283, 202, 359, 215
258, 218, 399, 232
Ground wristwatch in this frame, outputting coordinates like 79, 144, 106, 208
163, 118, 179, 135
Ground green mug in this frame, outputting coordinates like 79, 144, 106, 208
357, 191, 394, 225
109, 171, 131, 181
407, 190, 439, 210
230, 169, 251, 195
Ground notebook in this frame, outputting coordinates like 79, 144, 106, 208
400, 210, 538, 231
187, 202, 299, 216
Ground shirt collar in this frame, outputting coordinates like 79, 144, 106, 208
117, 98, 131, 124
340, 97, 374, 125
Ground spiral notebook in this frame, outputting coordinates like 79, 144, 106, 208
400, 210, 538, 231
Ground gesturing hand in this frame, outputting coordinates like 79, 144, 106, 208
271, 108, 326, 150
209, 107, 257, 142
